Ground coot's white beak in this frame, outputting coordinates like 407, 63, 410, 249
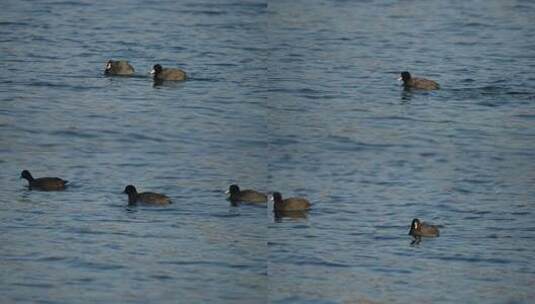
224, 189, 230, 195
398, 76, 402, 81
150, 69, 156, 75
106, 63, 111, 70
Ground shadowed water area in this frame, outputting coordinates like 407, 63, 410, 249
1, 0, 534, 303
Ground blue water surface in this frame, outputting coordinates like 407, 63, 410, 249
1, 0, 534, 303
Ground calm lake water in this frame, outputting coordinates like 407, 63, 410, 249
1, 0, 534, 303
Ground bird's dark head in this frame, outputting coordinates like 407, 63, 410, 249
105, 60, 114, 73
227, 184, 240, 195
272, 192, 283, 204
409, 218, 421, 233
400, 71, 411, 82
151, 64, 163, 76
20, 170, 33, 181
123, 185, 137, 195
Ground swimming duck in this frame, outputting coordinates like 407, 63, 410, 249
409, 218, 440, 244
226, 184, 267, 204
104, 60, 135, 76
272, 192, 311, 212
123, 185, 172, 206
399, 71, 439, 90
20, 170, 68, 191
151, 64, 186, 81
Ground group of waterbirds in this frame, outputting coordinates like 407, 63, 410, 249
105, 59, 440, 91
19, 170, 440, 244
104, 60, 187, 81
16, 63, 442, 249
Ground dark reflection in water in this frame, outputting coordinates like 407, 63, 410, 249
152, 79, 188, 88
400, 89, 413, 102
273, 210, 309, 222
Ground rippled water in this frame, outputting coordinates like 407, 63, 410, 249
1, 0, 534, 303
